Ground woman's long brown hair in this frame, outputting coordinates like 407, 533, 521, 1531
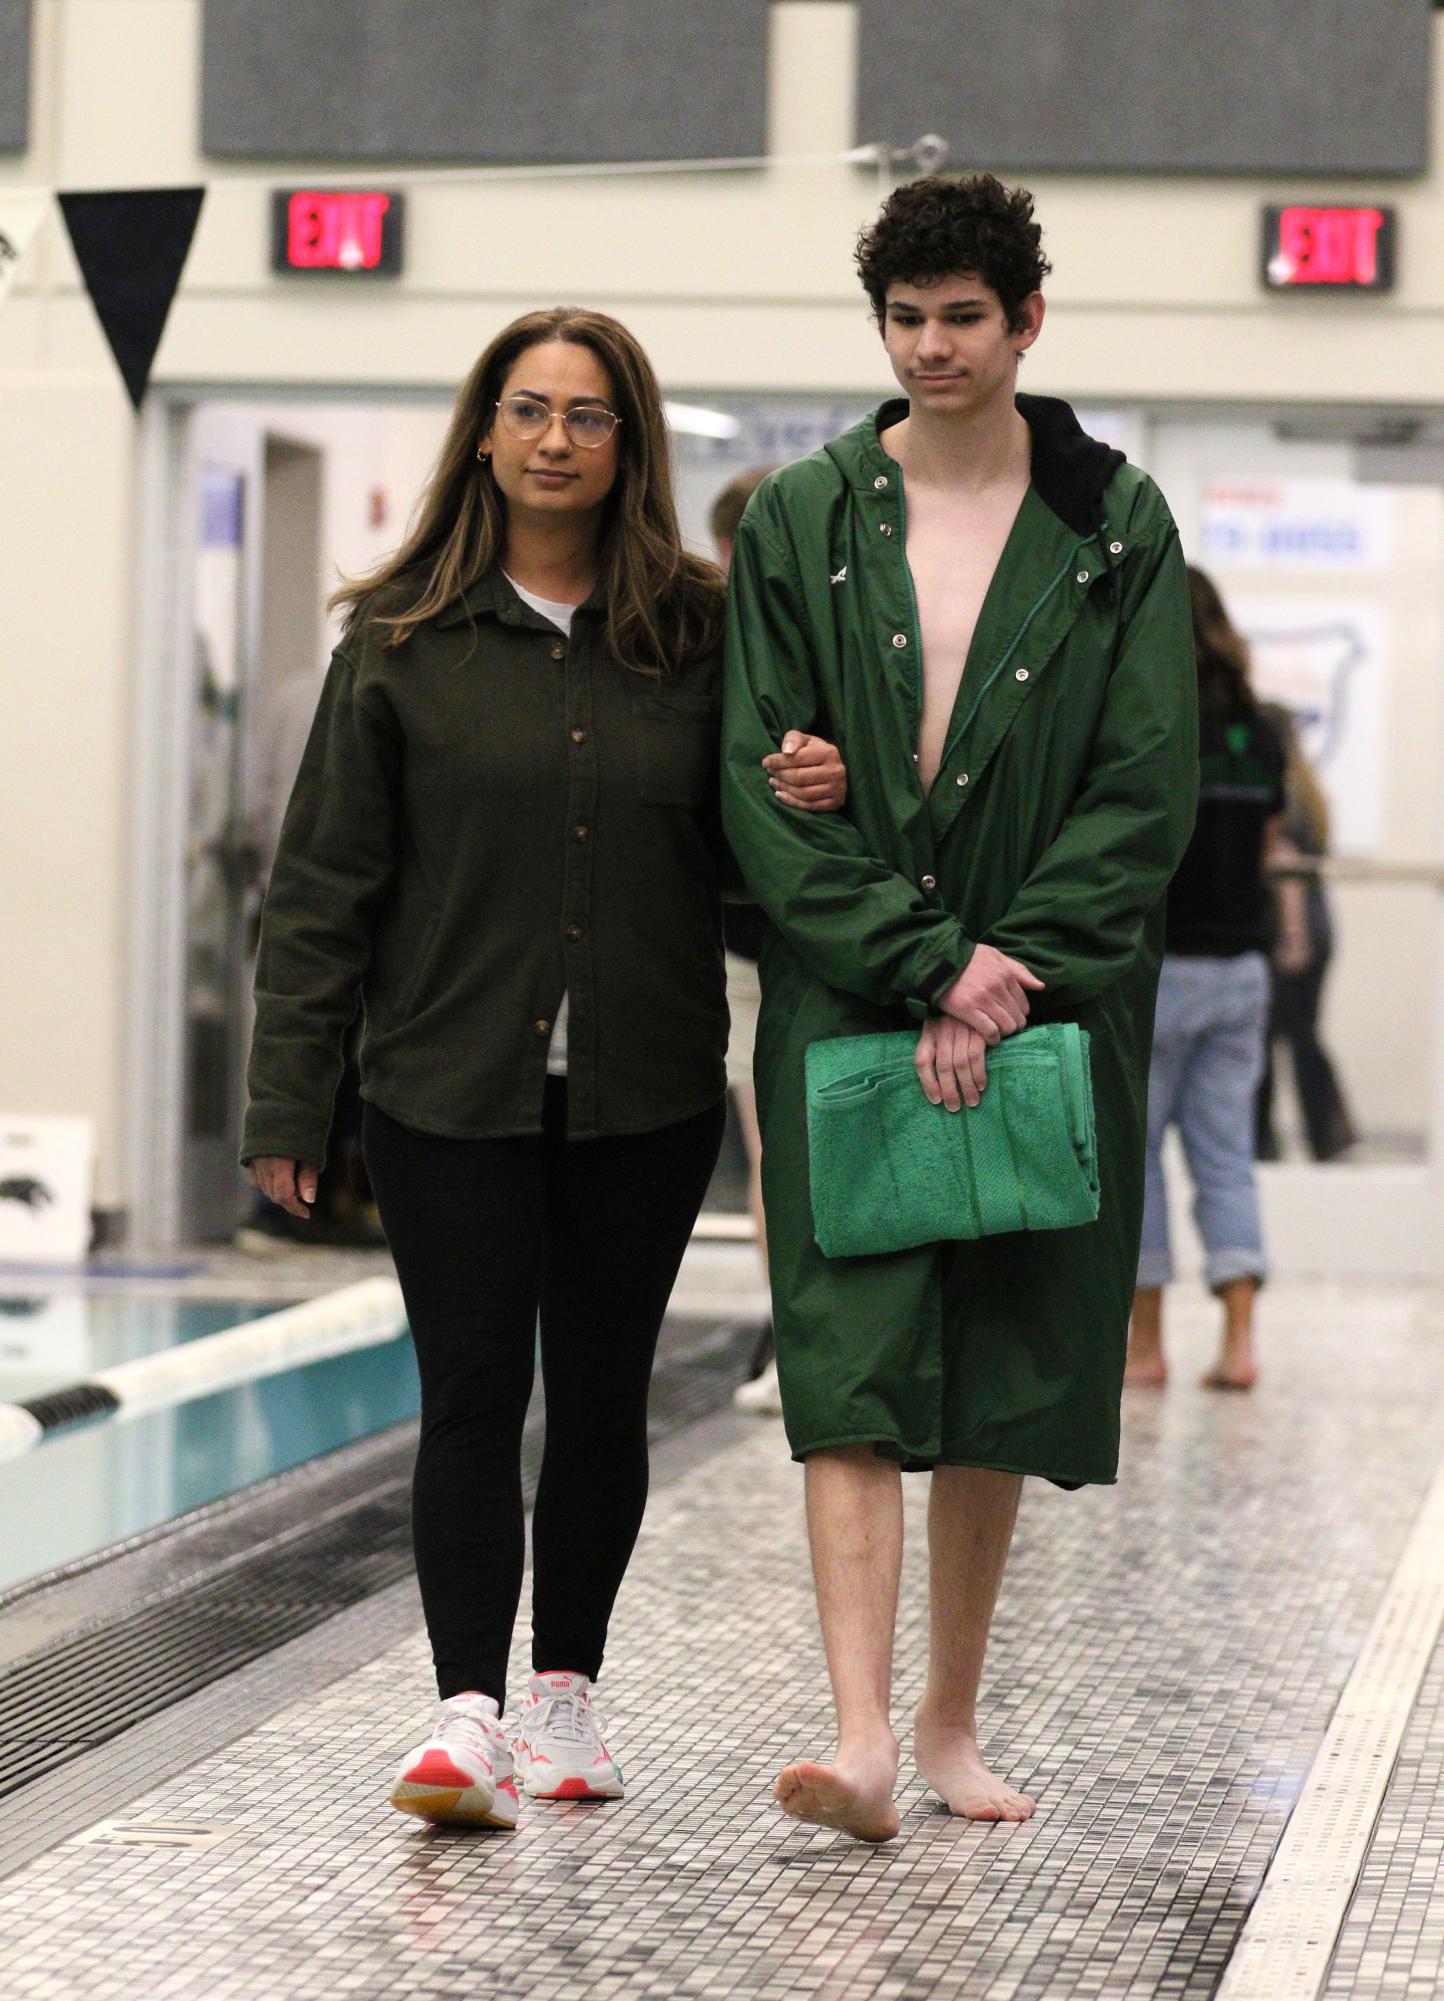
331, 306, 725, 676
1186, 564, 1258, 721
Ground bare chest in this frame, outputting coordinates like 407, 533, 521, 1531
906, 481, 1027, 790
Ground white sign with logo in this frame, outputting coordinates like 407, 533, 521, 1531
1229, 595, 1388, 855
1201, 479, 1394, 571
0, 1117, 96, 1265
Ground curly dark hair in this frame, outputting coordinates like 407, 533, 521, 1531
855, 174, 1051, 332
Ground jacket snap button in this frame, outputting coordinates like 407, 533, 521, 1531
550, 643, 566, 661
880, 522, 892, 536
956, 772, 969, 786
1076, 570, 1090, 584
920, 874, 937, 891
874, 474, 889, 490
573, 823, 589, 842
534, 1019, 551, 1037
566, 924, 583, 942
570, 726, 586, 744
1109, 541, 1124, 555
1015, 668, 1029, 682
892, 633, 908, 648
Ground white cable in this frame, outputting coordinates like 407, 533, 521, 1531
8, 145, 884, 206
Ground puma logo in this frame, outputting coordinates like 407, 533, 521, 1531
0, 1177, 53, 1212
830, 566, 847, 586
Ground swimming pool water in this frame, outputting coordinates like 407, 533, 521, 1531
0, 1294, 419, 1593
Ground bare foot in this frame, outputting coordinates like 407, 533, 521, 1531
1202, 1358, 1257, 1390
773, 1742, 900, 1843
913, 1710, 1034, 1821
1123, 1352, 1168, 1388
1126, 1289, 1166, 1387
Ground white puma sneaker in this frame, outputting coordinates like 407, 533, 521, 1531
389, 1691, 519, 1828
512, 1671, 625, 1801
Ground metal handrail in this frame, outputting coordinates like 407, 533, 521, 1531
1267, 856, 1444, 888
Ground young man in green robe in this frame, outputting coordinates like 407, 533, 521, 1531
721, 175, 1199, 1841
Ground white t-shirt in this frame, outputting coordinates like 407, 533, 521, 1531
506, 575, 577, 1078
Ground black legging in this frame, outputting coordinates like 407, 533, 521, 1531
362, 1083, 725, 1708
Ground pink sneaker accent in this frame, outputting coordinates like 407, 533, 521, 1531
512, 1671, 624, 1802
389, 1692, 518, 1829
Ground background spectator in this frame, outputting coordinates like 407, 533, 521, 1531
1255, 702, 1358, 1164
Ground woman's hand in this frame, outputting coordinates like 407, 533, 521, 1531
246, 1156, 319, 1220
762, 731, 847, 812
915, 1015, 991, 1110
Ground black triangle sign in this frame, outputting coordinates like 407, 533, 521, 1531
58, 188, 205, 409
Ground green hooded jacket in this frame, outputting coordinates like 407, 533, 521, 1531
721, 394, 1199, 1487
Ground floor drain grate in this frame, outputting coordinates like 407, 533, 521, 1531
75, 1818, 232, 1850
1, 1318, 755, 1806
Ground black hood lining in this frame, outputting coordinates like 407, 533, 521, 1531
1015, 393, 1126, 537
870, 392, 1125, 540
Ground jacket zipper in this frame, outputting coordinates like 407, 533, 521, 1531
892, 468, 930, 807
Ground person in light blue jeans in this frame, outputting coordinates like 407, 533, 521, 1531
1137, 950, 1270, 1291
1127, 568, 1285, 1390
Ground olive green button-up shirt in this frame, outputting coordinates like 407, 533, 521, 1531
242, 569, 728, 1167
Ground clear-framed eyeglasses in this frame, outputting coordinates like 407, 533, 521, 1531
493, 394, 622, 450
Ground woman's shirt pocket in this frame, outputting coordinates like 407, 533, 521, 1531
630, 690, 720, 807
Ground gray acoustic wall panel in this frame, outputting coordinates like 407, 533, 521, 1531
203, 0, 770, 163
857, 0, 1432, 176
0, 0, 32, 152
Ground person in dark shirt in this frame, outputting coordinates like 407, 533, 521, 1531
242, 309, 848, 1827
1126, 566, 1285, 1392
1255, 703, 1357, 1162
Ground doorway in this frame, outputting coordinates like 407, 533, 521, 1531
133, 392, 449, 1244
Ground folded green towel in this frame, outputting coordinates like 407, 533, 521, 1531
805, 1022, 1099, 1259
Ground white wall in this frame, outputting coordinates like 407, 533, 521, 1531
0, 384, 135, 1206
9, 7, 1444, 401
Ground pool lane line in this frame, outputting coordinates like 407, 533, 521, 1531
1216, 1452, 1444, 2001
0, 1277, 406, 1461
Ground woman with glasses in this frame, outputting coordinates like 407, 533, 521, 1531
241, 308, 847, 1827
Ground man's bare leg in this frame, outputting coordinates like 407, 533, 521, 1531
733, 1083, 769, 1283
913, 1465, 1034, 1821
1203, 1276, 1259, 1389
1124, 1284, 1167, 1387
775, 1444, 902, 1841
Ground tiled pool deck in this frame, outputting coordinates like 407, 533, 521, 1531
0, 1268, 1442, 1999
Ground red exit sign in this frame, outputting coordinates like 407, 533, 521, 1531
271, 189, 405, 276
1262, 205, 1395, 292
